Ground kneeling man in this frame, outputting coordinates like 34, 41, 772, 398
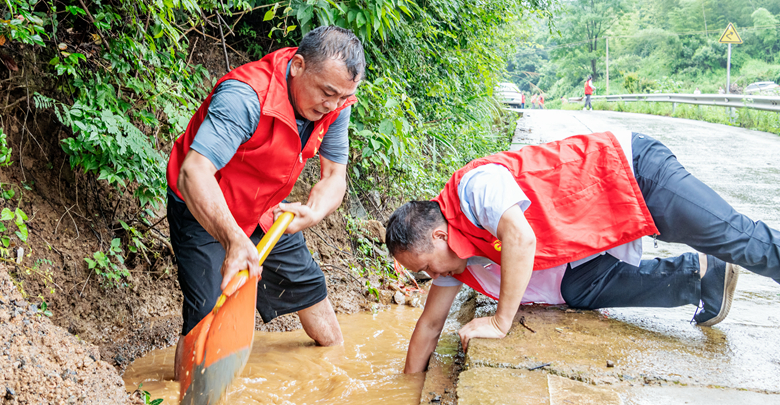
385, 131, 780, 373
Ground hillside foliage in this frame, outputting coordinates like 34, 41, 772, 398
510, 0, 780, 99
1, 0, 553, 213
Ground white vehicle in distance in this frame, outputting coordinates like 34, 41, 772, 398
495, 82, 524, 108
744, 81, 779, 95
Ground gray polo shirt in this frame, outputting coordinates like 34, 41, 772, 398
189, 79, 350, 170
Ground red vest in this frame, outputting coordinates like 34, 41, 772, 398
167, 47, 357, 235
585, 80, 594, 95
433, 132, 658, 290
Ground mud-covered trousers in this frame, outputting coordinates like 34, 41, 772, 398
560, 133, 780, 309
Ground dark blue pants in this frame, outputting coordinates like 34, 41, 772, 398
561, 133, 780, 309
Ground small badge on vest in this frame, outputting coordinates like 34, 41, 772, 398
492, 240, 502, 251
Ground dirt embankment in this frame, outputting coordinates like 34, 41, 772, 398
0, 42, 396, 403
0, 263, 127, 404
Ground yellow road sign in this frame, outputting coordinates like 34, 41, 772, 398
719, 23, 743, 44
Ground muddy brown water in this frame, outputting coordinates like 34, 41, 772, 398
123, 305, 424, 404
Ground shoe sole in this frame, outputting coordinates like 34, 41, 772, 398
697, 264, 740, 327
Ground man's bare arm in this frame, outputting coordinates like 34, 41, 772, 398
178, 150, 261, 290
404, 284, 461, 374
458, 204, 536, 349
275, 155, 347, 234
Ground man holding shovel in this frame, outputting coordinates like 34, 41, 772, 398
166, 26, 365, 379
385, 131, 780, 373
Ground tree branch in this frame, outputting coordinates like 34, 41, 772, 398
77, 0, 112, 53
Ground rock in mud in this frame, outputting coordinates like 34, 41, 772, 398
393, 291, 406, 305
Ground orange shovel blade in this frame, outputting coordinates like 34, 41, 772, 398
179, 278, 256, 404
179, 212, 295, 404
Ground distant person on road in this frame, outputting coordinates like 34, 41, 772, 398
530, 94, 537, 109
520, 93, 525, 109
386, 131, 780, 373
694, 87, 702, 95
167, 26, 365, 379
538, 94, 545, 109
718, 87, 726, 94
583, 75, 594, 110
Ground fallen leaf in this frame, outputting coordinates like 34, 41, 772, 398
0, 51, 18, 71
0, 35, 5, 46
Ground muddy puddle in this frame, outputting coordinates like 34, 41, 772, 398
123, 305, 425, 404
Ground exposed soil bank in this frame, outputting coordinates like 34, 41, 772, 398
0, 264, 127, 404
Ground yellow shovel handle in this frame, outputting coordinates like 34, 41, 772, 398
213, 212, 296, 312
256, 211, 295, 265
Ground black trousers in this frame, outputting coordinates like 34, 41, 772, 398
561, 133, 780, 309
167, 192, 327, 335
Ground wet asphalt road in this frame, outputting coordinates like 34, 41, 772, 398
511, 109, 780, 395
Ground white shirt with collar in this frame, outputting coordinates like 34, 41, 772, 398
433, 131, 640, 304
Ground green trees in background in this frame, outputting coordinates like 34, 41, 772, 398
510, 0, 780, 100
2, 0, 554, 211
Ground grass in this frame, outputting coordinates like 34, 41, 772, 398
553, 99, 780, 136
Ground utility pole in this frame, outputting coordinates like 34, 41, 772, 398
702, 0, 709, 40
606, 38, 610, 95
727, 44, 731, 93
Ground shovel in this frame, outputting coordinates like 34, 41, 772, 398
179, 212, 295, 404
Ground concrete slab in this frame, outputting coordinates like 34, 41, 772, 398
620, 386, 780, 405
419, 332, 460, 405
548, 374, 622, 405
419, 287, 476, 404
457, 368, 548, 405
466, 305, 780, 392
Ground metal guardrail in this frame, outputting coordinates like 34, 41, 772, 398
569, 93, 780, 112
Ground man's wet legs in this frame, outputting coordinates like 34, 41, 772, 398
298, 297, 343, 346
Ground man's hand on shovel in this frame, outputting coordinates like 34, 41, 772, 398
220, 234, 262, 291
274, 202, 317, 234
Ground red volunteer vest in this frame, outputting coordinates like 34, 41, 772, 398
433, 132, 658, 293
167, 47, 357, 235
585, 80, 594, 95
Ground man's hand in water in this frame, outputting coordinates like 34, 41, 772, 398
458, 315, 507, 351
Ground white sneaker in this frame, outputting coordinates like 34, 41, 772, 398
583, 107, 587, 111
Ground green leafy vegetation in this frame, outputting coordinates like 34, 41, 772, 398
35, 296, 53, 317
137, 383, 164, 405
2, 0, 556, 292
0, 128, 12, 167
510, 0, 780, 131
5, 0, 551, 215
555, 99, 780, 135
0, 207, 29, 247
84, 238, 129, 288
344, 214, 392, 281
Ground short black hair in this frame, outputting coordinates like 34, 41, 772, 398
385, 201, 446, 256
296, 26, 365, 81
